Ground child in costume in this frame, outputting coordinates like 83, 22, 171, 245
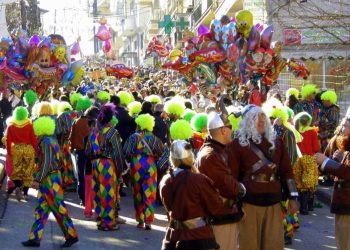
190, 113, 208, 154
85, 104, 124, 231
57, 101, 79, 191
22, 116, 78, 248
123, 114, 165, 230
5, 106, 37, 201
293, 112, 320, 215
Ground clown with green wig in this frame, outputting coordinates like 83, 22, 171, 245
293, 84, 321, 125
22, 115, 78, 248
123, 114, 165, 230
57, 101, 79, 191
190, 113, 208, 152
318, 90, 340, 152
4, 106, 38, 201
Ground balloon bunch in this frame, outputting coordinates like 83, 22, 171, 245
287, 59, 310, 80
95, 17, 112, 54
0, 29, 85, 96
146, 36, 169, 58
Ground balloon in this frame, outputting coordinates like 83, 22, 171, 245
271, 41, 287, 81
287, 59, 310, 80
0, 57, 7, 70
226, 22, 237, 43
197, 64, 216, 85
227, 43, 239, 64
31, 63, 58, 80
56, 63, 68, 78
71, 60, 84, 73
71, 68, 85, 86
29, 35, 40, 47
198, 25, 209, 36
96, 25, 111, 41
189, 47, 226, 64
255, 23, 264, 33
61, 69, 75, 85
70, 42, 80, 55
247, 26, 260, 51
235, 10, 253, 38
103, 40, 111, 53
54, 46, 68, 64
169, 49, 183, 62
260, 25, 274, 50
38, 36, 51, 48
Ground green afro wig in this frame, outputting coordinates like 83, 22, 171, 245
97, 91, 111, 102
183, 109, 196, 123
58, 101, 73, 115
33, 116, 56, 136
286, 107, 294, 120
76, 97, 92, 112
301, 84, 318, 100
70, 92, 83, 107
14, 106, 29, 122
117, 91, 135, 106
170, 119, 193, 140
127, 101, 142, 117
164, 100, 186, 117
321, 90, 337, 105
191, 113, 208, 132
286, 88, 299, 99
135, 114, 155, 132
111, 116, 119, 127
23, 90, 37, 106
145, 95, 162, 104
228, 114, 242, 132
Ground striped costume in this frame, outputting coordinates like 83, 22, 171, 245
318, 105, 340, 152
85, 126, 124, 230
29, 136, 77, 241
123, 131, 164, 225
293, 100, 321, 126
57, 111, 79, 190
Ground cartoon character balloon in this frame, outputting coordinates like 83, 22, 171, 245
54, 46, 68, 64
235, 10, 253, 38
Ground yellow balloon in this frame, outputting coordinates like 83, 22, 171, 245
235, 10, 253, 38
71, 68, 85, 86
54, 46, 68, 64
169, 49, 183, 62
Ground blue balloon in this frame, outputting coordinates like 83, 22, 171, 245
61, 69, 75, 86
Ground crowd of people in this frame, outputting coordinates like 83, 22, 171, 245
1, 69, 350, 250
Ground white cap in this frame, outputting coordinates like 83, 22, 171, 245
207, 112, 225, 130
170, 140, 193, 159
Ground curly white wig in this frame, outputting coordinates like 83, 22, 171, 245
236, 105, 275, 149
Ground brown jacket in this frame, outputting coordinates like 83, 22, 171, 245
322, 152, 350, 214
159, 167, 234, 242
69, 116, 90, 151
226, 137, 294, 206
196, 138, 241, 224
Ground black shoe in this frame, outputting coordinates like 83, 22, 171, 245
145, 224, 152, 230
22, 240, 40, 247
60, 237, 79, 248
119, 187, 126, 197
284, 236, 292, 245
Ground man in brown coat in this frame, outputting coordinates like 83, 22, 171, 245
226, 105, 298, 250
197, 112, 245, 250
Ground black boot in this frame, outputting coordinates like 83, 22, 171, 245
22, 240, 40, 247
299, 191, 309, 215
60, 237, 79, 248
308, 192, 314, 211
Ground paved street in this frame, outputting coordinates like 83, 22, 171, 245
0, 185, 337, 250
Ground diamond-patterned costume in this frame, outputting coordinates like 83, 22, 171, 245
57, 111, 79, 190
123, 131, 164, 224
85, 126, 124, 229
29, 136, 77, 241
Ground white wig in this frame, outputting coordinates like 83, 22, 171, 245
236, 105, 275, 149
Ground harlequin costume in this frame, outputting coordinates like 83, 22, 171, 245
85, 104, 124, 231
318, 90, 340, 152
57, 102, 79, 191
293, 112, 320, 215
123, 114, 165, 229
5, 106, 37, 200
22, 116, 78, 248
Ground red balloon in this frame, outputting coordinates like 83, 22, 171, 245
260, 25, 274, 50
247, 26, 260, 52
189, 47, 226, 64
103, 40, 111, 53
227, 44, 239, 64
